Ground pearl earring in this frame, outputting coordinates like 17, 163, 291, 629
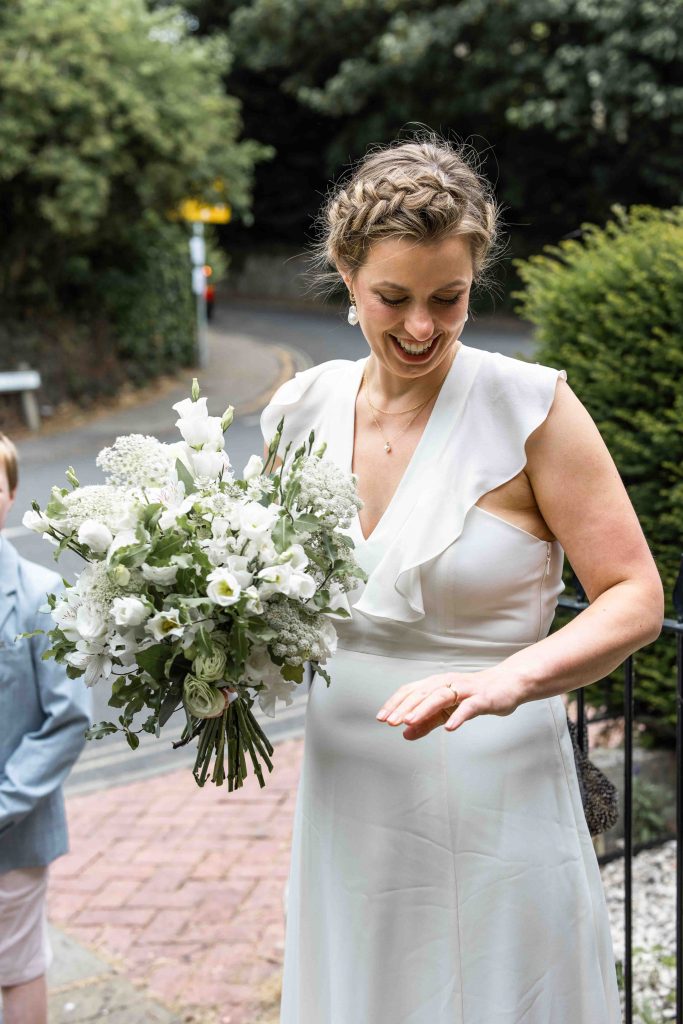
464, 313, 469, 322
347, 292, 359, 326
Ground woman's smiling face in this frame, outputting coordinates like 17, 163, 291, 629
343, 233, 473, 381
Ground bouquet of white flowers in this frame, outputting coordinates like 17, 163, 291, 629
23, 380, 366, 790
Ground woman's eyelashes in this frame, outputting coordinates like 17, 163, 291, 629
378, 294, 463, 307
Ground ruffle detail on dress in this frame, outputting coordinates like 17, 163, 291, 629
260, 359, 354, 455
353, 350, 568, 624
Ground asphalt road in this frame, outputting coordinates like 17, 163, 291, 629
5, 299, 534, 791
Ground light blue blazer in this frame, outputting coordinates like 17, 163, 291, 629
0, 537, 92, 872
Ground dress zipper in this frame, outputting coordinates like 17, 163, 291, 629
537, 543, 552, 642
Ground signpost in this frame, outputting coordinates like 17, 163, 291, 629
178, 188, 231, 369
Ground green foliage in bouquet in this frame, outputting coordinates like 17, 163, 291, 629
23, 380, 367, 790
513, 205, 683, 743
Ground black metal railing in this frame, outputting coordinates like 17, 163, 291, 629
558, 558, 683, 1024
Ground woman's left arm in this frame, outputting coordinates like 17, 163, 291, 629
377, 377, 664, 740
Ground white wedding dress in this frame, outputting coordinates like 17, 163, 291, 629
260, 343, 622, 1024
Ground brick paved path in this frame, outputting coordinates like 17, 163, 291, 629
48, 737, 305, 1024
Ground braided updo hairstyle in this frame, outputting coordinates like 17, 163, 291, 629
309, 133, 502, 295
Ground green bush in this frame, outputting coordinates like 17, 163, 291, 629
513, 206, 683, 743
96, 215, 197, 385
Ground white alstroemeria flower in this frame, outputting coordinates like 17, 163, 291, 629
22, 509, 52, 534
108, 630, 141, 668
141, 562, 179, 586
257, 676, 298, 718
66, 638, 114, 687
242, 454, 264, 480
52, 594, 82, 642
172, 396, 209, 420
146, 608, 185, 642
111, 596, 150, 628
206, 568, 242, 607
77, 519, 113, 553
256, 562, 294, 600
239, 501, 279, 541
75, 605, 109, 642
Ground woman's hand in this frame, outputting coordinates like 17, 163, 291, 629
375, 669, 524, 741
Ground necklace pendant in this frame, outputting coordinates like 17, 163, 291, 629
384, 441, 392, 453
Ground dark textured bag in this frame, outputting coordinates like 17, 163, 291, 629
566, 713, 619, 837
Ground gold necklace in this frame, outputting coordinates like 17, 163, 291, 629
362, 347, 458, 454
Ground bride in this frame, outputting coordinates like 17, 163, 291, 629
260, 133, 663, 1023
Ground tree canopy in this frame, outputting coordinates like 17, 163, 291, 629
0, 0, 271, 306
178, 0, 683, 271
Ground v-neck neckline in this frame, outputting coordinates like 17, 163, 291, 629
347, 344, 465, 545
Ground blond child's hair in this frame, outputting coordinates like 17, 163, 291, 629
0, 433, 18, 493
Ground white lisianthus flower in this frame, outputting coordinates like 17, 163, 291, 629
109, 565, 131, 587
256, 562, 294, 599
277, 543, 309, 571
223, 554, 253, 589
172, 396, 209, 420
141, 562, 179, 586
254, 539, 278, 565
191, 449, 227, 480
77, 519, 113, 553
111, 596, 150, 628
243, 585, 263, 615
206, 568, 242, 606
318, 616, 338, 659
239, 501, 279, 540
75, 605, 109, 642
22, 509, 51, 534
242, 454, 263, 480
287, 573, 317, 601
110, 498, 141, 533
106, 529, 139, 563
146, 608, 185, 641
177, 415, 225, 451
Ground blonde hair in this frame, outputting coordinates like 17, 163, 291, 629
308, 130, 503, 295
0, 433, 18, 492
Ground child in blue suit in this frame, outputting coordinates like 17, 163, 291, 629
0, 434, 91, 1024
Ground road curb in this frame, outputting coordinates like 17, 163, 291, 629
234, 343, 296, 418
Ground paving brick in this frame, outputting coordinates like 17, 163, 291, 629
50, 736, 305, 1023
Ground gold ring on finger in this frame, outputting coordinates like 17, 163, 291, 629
445, 680, 460, 707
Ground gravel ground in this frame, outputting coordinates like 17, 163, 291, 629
600, 840, 677, 1022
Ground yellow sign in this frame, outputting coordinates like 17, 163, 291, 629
178, 198, 232, 224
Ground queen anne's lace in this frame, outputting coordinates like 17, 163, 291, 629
96, 434, 177, 488
60, 486, 130, 532
294, 458, 362, 528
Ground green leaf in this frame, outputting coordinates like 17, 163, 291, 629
137, 643, 171, 678
175, 457, 195, 493
281, 662, 304, 683
310, 661, 332, 687
159, 686, 182, 726
85, 721, 119, 741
